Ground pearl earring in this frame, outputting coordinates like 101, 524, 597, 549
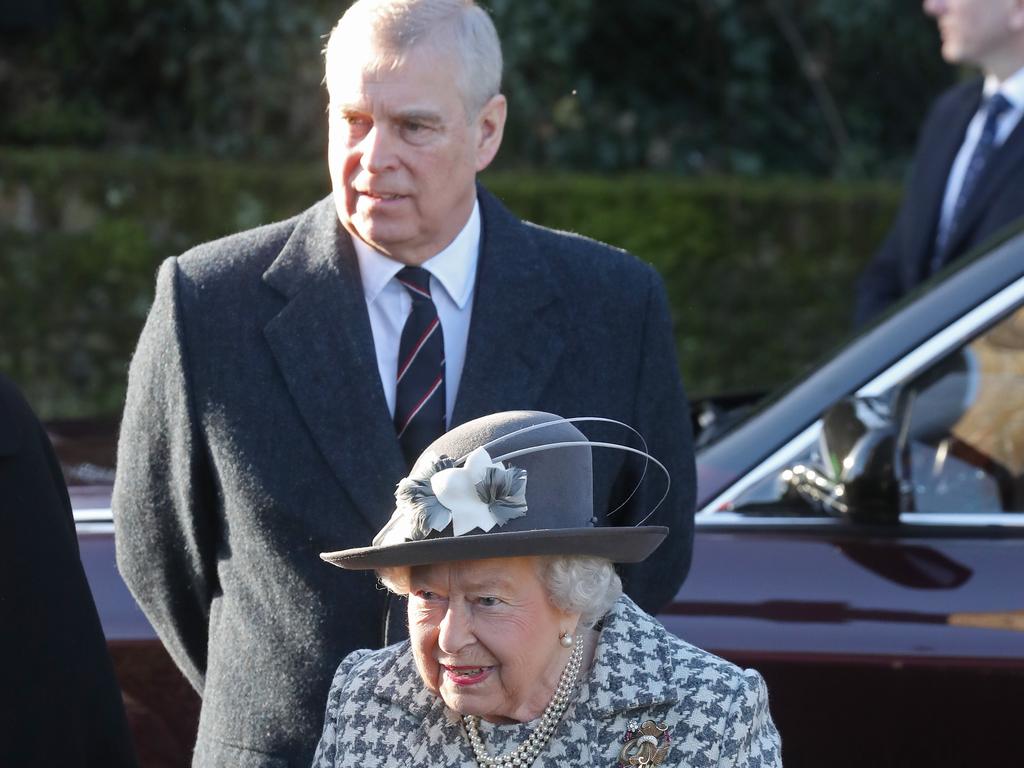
559, 631, 574, 648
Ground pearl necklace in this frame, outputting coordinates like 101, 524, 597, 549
463, 638, 585, 768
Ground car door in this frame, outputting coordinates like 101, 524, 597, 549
661, 247, 1024, 767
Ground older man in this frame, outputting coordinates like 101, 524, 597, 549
113, 1, 695, 766
854, 0, 1024, 326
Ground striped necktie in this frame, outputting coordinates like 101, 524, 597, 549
932, 92, 1012, 272
394, 266, 446, 466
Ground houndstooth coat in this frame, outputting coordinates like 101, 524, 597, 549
311, 595, 781, 767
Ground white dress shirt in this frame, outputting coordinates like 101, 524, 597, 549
352, 201, 479, 425
937, 67, 1024, 247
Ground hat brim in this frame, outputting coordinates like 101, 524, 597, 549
320, 526, 668, 570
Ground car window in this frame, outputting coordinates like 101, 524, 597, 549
709, 298, 1024, 521
901, 303, 1024, 514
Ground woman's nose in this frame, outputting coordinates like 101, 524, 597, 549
437, 603, 473, 654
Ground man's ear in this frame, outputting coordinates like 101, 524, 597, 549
474, 94, 507, 172
1013, 0, 1024, 30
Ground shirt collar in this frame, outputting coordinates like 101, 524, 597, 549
353, 199, 481, 308
983, 66, 1024, 111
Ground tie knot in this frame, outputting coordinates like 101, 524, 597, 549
397, 266, 433, 301
985, 92, 1012, 123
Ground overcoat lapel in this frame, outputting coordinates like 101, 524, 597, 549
452, 190, 566, 427
261, 197, 405, 532
944, 111, 1024, 259
913, 82, 983, 280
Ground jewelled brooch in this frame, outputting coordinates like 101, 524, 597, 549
618, 719, 671, 766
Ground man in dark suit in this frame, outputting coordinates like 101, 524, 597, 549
0, 373, 137, 767
112, 1, 695, 766
854, 0, 1024, 326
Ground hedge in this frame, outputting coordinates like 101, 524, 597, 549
1, 0, 952, 176
0, 148, 900, 418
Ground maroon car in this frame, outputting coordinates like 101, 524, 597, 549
674, 228, 1024, 766
68, 229, 1024, 767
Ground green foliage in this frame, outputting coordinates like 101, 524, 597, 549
3, 0, 337, 157
0, 149, 328, 415
0, 223, 154, 416
504, 0, 954, 176
0, 1, 954, 176
0, 149, 898, 417
486, 173, 897, 393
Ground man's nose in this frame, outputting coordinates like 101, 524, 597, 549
359, 125, 398, 172
923, 0, 946, 17
437, 602, 473, 654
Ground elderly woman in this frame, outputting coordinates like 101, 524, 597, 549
314, 412, 780, 767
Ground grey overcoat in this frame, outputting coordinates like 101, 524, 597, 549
311, 595, 781, 767
112, 188, 695, 767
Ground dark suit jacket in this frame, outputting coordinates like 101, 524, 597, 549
855, 78, 1024, 326
112, 187, 695, 768
0, 373, 137, 767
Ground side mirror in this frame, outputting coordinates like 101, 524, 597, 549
784, 395, 903, 524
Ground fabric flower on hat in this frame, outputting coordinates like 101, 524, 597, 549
374, 448, 527, 546
431, 447, 527, 536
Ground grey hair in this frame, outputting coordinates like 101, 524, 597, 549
377, 555, 621, 629
324, 0, 503, 116
377, 565, 411, 596
538, 556, 621, 629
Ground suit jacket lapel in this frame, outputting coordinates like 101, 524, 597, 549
944, 110, 1024, 258
451, 187, 565, 427
262, 197, 405, 532
913, 81, 983, 280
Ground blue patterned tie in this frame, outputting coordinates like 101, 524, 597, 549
394, 266, 446, 466
932, 93, 1012, 272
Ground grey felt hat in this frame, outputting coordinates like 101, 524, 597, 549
320, 410, 668, 569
